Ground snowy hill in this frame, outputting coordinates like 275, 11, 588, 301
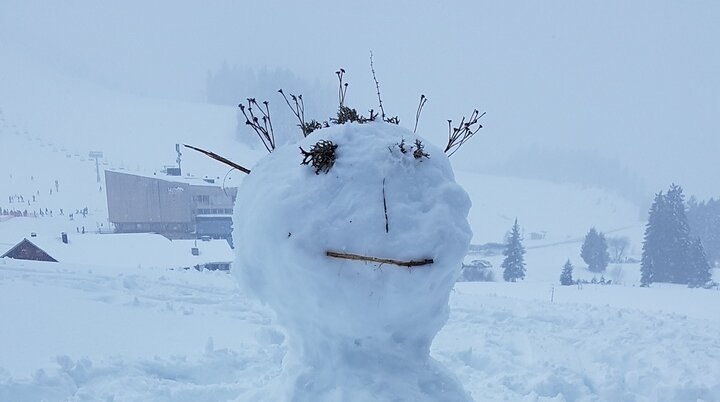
455, 171, 641, 245
0, 52, 263, 181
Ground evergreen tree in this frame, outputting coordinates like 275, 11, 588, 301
641, 184, 694, 285
641, 191, 662, 286
688, 197, 720, 266
502, 219, 526, 282
687, 237, 712, 288
663, 184, 692, 283
560, 259, 574, 286
580, 227, 610, 272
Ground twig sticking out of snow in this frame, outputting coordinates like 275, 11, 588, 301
278, 89, 326, 137
369, 52, 400, 125
336, 69, 348, 108
326, 251, 434, 268
370, 52, 386, 121
413, 139, 429, 159
331, 105, 377, 125
382, 178, 389, 233
444, 109, 486, 157
413, 94, 427, 134
238, 98, 276, 153
183, 144, 251, 174
330, 68, 379, 125
278, 89, 305, 134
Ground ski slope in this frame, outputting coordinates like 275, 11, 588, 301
0, 52, 263, 184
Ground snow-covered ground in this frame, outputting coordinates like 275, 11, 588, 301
1, 259, 718, 401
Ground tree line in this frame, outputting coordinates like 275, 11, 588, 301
500, 183, 716, 288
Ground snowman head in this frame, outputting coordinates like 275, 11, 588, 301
233, 122, 472, 357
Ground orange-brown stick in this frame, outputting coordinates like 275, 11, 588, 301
326, 251, 433, 268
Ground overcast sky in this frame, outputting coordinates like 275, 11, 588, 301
2, 0, 718, 199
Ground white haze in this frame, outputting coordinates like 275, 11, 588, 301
1, 0, 718, 201
2, 2, 720, 400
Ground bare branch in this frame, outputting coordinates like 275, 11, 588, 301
413, 94, 427, 133
382, 178, 389, 233
183, 144, 251, 174
370, 51, 386, 120
326, 251, 434, 268
336, 68, 348, 108
444, 109, 486, 157
238, 98, 276, 152
279, 89, 320, 137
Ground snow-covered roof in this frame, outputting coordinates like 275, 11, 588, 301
108, 169, 234, 188
0, 233, 234, 270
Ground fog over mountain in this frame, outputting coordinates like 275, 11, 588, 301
2, 0, 718, 200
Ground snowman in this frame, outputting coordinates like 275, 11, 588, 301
231, 118, 475, 401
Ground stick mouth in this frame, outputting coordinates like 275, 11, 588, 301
326, 250, 433, 268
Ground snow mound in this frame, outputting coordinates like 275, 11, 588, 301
233, 122, 473, 401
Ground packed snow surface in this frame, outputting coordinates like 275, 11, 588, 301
1, 259, 719, 402
233, 122, 473, 401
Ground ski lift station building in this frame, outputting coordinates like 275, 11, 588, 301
105, 170, 237, 244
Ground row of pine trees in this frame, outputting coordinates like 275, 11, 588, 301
500, 184, 716, 288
